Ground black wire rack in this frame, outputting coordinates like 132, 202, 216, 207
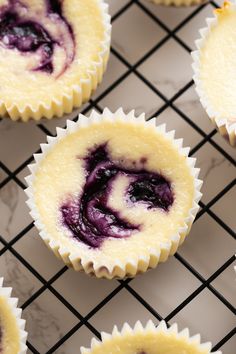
0, 0, 235, 353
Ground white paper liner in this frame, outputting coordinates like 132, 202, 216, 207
149, 0, 205, 7
0, 0, 111, 121
25, 108, 202, 279
192, 1, 236, 147
0, 278, 27, 354
81, 320, 222, 353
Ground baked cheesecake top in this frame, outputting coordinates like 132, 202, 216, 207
0, 0, 108, 114
0, 295, 21, 354
32, 117, 196, 272
198, 1, 236, 124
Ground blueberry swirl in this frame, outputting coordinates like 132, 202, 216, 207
0, 0, 75, 75
61, 144, 174, 249
0, 325, 2, 353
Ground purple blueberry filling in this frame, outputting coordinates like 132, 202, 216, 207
47, 0, 63, 17
128, 176, 173, 211
0, 326, 2, 353
0, 0, 75, 75
61, 145, 174, 249
0, 11, 54, 73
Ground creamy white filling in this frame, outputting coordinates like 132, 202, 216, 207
199, 6, 236, 123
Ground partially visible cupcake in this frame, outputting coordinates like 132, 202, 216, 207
81, 320, 222, 354
25, 108, 202, 279
0, 278, 27, 354
192, 1, 236, 146
148, 0, 206, 7
0, 0, 111, 121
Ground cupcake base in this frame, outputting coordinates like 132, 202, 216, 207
192, 1, 236, 147
0, 278, 27, 354
0, 0, 111, 121
26, 108, 202, 279
81, 320, 222, 354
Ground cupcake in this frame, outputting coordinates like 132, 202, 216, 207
81, 320, 221, 354
0, 0, 111, 121
0, 278, 27, 354
192, 1, 236, 146
25, 108, 202, 279
148, 0, 205, 7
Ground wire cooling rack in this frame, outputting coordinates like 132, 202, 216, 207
0, 0, 235, 353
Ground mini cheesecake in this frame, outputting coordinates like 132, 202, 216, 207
81, 321, 221, 354
0, 0, 111, 120
0, 278, 27, 354
193, 1, 236, 146
25, 109, 202, 279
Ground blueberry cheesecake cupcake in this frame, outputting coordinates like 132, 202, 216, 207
192, 1, 236, 146
25, 108, 202, 279
0, 278, 27, 354
81, 320, 222, 354
0, 0, 111, 121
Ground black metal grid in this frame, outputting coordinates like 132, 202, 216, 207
0, 0, 235, 353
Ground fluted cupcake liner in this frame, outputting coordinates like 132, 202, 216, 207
1, 0, 111, 122
25, 108, 202, 279
148, 0, 206, 7
0, 277, 28, 354
192, 1, 236, 147
81, 320, 222, 354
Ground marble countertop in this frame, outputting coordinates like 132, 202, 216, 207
0, 0, 235, 353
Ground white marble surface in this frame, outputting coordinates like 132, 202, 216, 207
0, 1, 236, 353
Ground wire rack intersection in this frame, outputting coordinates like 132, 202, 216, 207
0, 1, 235, 353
